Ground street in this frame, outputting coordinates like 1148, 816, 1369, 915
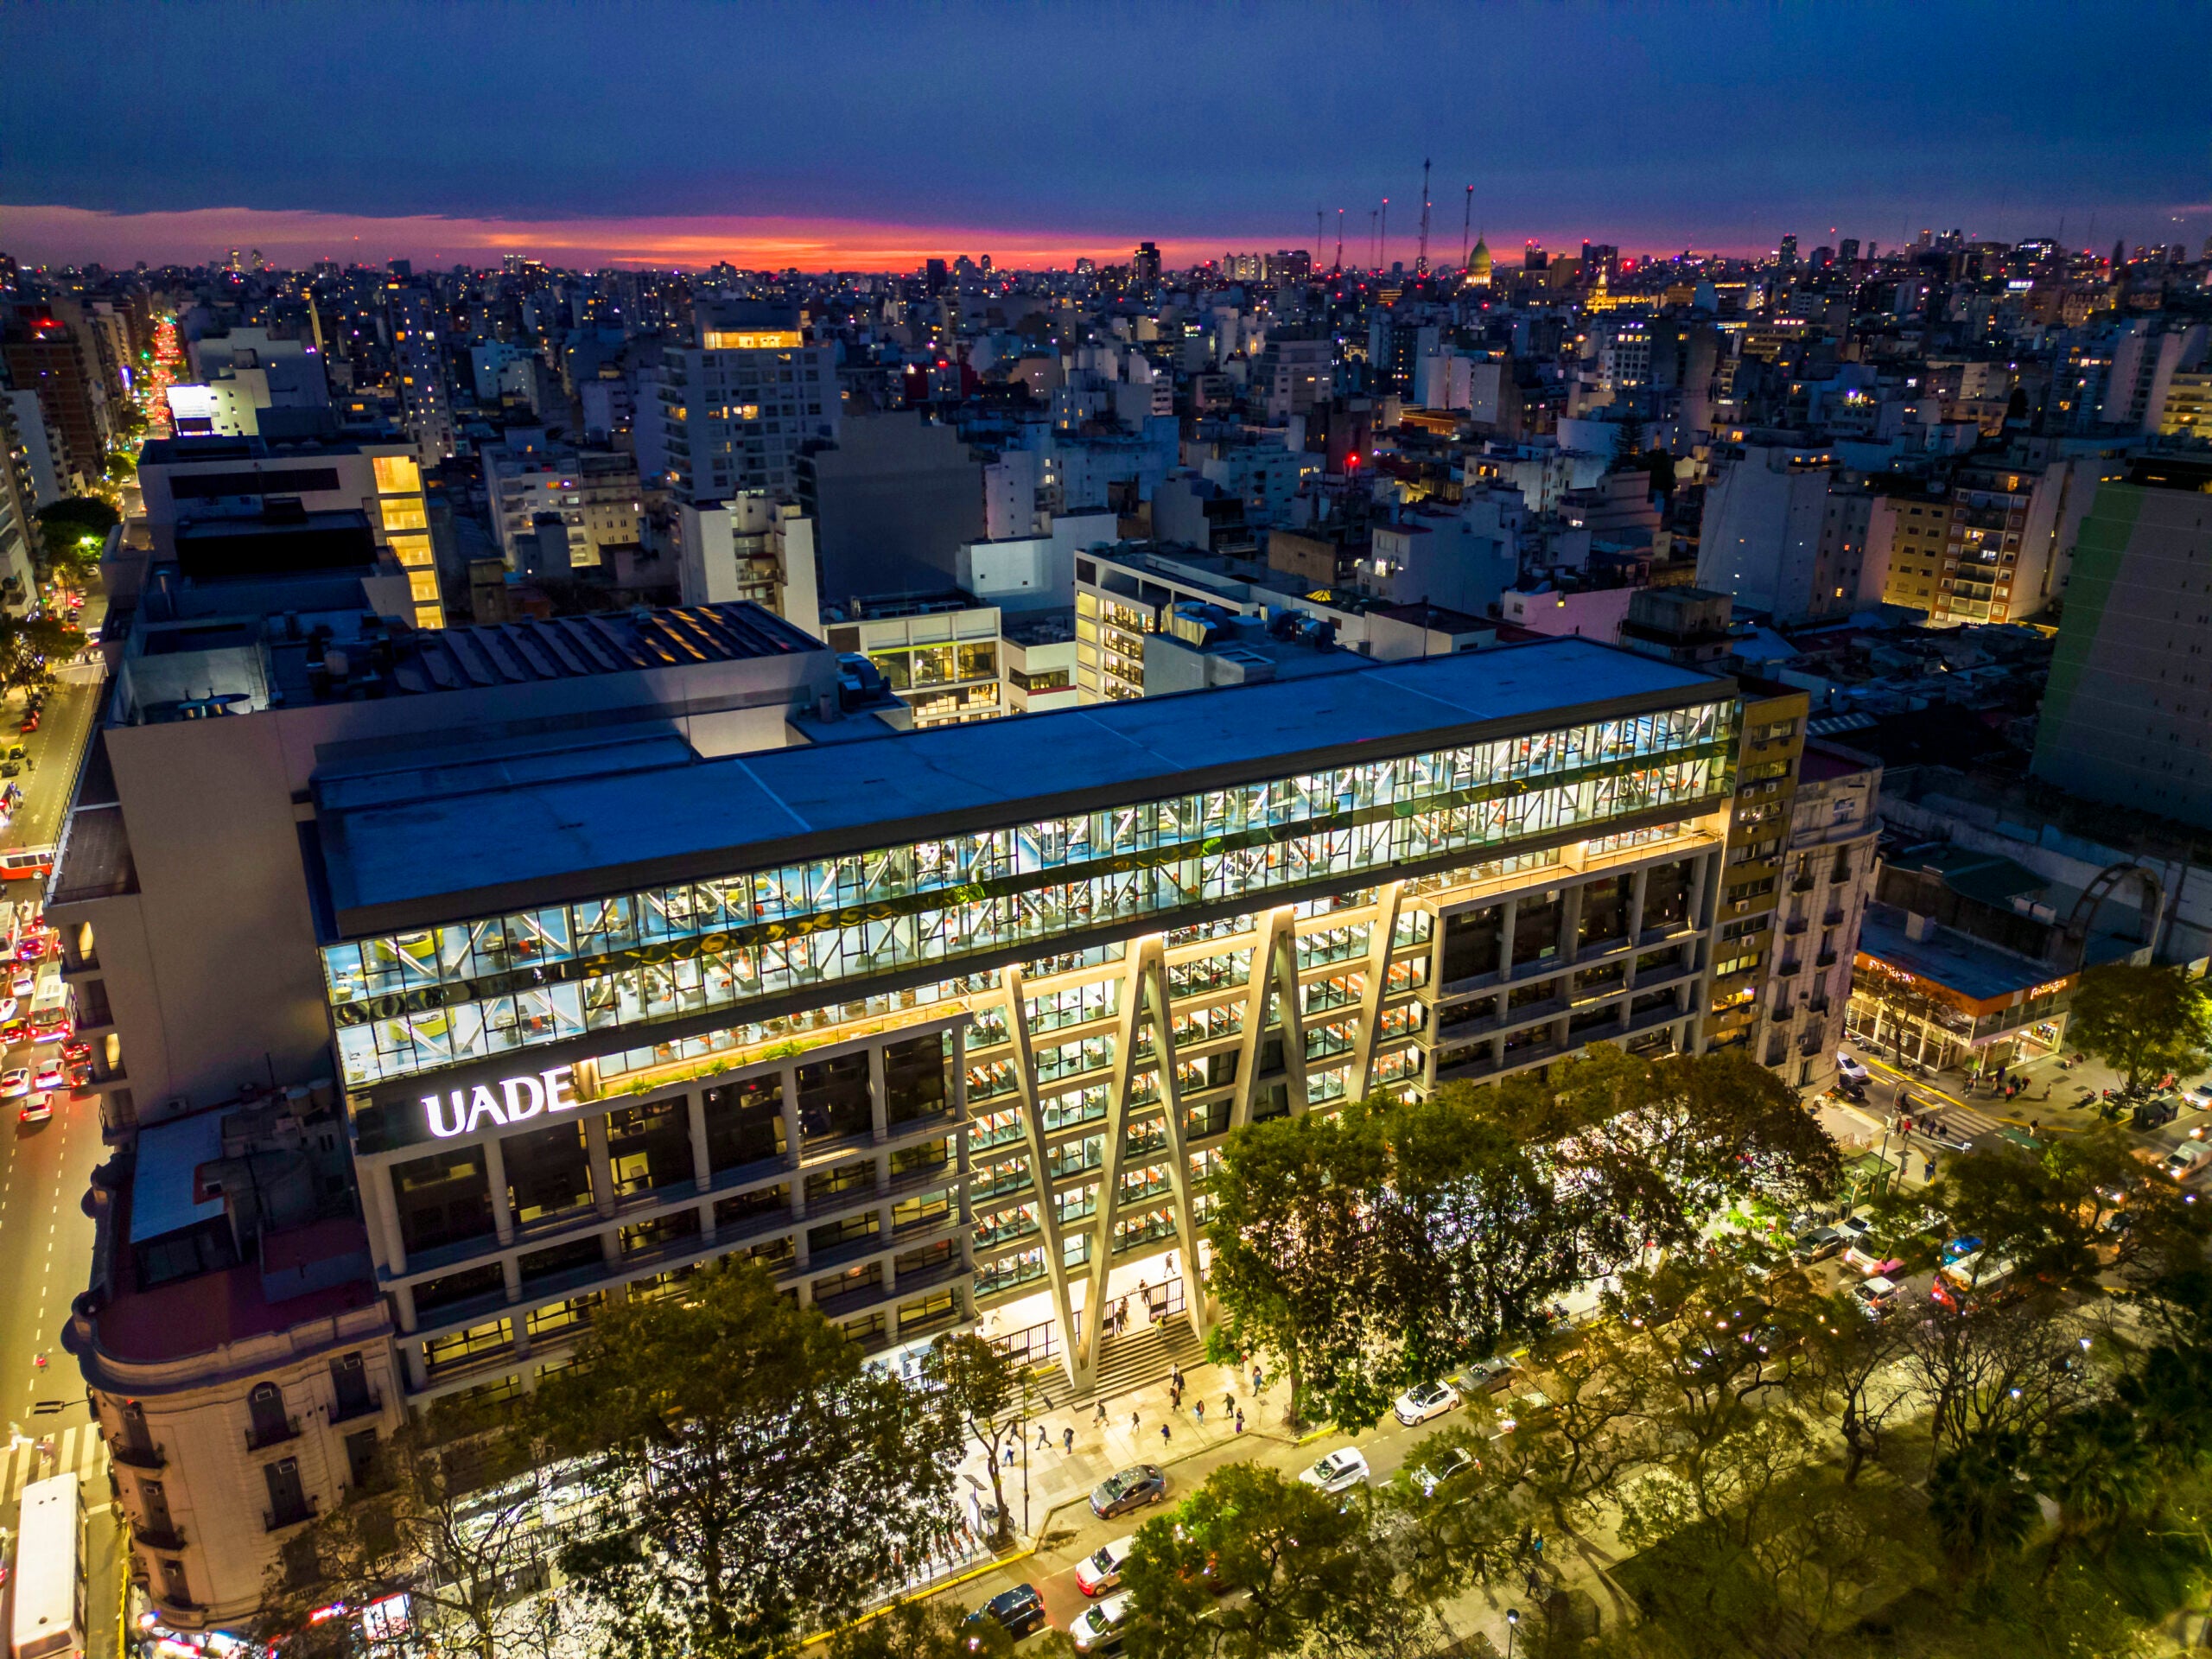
0, 588, 117, 1658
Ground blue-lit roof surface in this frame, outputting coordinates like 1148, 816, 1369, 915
318, 638, 1726, 925
129, 1110, 227, 1245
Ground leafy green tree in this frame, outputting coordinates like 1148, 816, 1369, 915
1121, 1462, 1369, 1659
823, 1599, 1033, 1658
2065, 962, 2212, 1093
918, 1331, 1038, 1548
35, 495, 118, 542
257, 1401, 561, 1659
1503, 1321, 1650, 1531
1928, 1432, 2038, 1581
1611, 413, 1648, 466
2034, 1404, 2155, 1581
1800, 1285, 1916, 1484
1207, 1098, 1394, 1428
538, 1259, 964, 1659
0, 613, 84, 694
1382, 1092, 1586, 1384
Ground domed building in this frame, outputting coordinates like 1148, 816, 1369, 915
1465, 233, 1492, 288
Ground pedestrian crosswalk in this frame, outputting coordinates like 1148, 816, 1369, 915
0, 1422, 107, 1505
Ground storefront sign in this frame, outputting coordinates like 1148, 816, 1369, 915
423, 1065, 576, 1138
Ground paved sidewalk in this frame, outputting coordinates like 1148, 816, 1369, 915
956, 1346, 1302, 1537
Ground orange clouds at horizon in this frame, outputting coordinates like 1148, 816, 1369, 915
3, 202, 1283, 270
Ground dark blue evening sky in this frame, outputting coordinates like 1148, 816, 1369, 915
3, 0, 2206, 262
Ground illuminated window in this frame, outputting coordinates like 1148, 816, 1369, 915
381, 499, 429, 532
372, 454, 422, 494
407, 569, 440, 602
413, 603, 443, 630
387, 533, 433, 568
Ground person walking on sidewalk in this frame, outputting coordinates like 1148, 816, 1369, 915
1169, 1382, 1181, 1411
1037, 1424, 1050, 1452
1251, 1363, 1264, 1394
1063, 1427, 1075, 1454
1235, 1409, 1245, 1434
1193, 1398, 1205, 1425
1131, 1411, 1141, 1434
1160, 1423, 1172, 1447
1094, 1401, 1109, 1428
1170, 1363, 1184, 1392
1224, 1389, 1235, 1417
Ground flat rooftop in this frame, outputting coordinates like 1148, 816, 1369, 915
317, 637, 1730, 933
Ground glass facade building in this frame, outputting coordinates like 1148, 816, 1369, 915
320, 644, 1745, 1403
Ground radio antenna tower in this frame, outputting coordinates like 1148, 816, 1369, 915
1335, 208, 1344, 271
1379, 199, 1389, 270
1461, 184, 1473, 267
1416, 159, 1433, 274
1316, 208, 1325, 264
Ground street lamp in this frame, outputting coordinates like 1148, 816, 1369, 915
1506, 1608, 1521, 1659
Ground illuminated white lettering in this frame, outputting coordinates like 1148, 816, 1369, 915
463, 1084, 507, 1133
423, 1090, 467, 1138
501, 1074, 546, 1122
420, 1065, 579, 1137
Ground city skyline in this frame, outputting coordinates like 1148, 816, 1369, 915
4, 0, 2208, 270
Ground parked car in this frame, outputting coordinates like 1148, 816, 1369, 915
1393, 1379, 1462, 1427
1791, 1225, 1847, 1264
1851, 1276, 1902, 1317
1298, 1447, 1371, 1495
1406, 1444, 1477, 1497
1836, 1052, 1872, 1084
967, 1584, 1048, 1640
1075, 1536, 1135, 1598
1068, 1592, 1131, 1654
1459, 1356, 1517, 1393
1090, 1464, 1166, 1519
1941, 1235, 1984, 1263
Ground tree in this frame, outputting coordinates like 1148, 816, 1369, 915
1206, 1098, 1395, 1429
537, 1258, 964, 1659
918, 1331, 1039, 1548
1611, 413, 1648, 467
1801, 1286, 1916, 1484
1899, 1291, 2096, 1457
1927, 1432, 2038, 1581
1120, 1462, 1369, 1659
823, 1599, 1032, 1659
257, 1401, 562, 1659
2065, 963, 2212, 1094
1382, 1093, 1586, 1385
2033, 1404, 2154, 1581
35, 495, 118, 543
0, 613, 84, 695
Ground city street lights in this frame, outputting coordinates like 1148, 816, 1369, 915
1505, 1608, 1520, 1659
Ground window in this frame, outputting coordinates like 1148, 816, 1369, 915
379, 497, 429, 532
372, 454, 422, 493
246, 1382, 292, 1449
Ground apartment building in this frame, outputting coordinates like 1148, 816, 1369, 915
1757, 745, 1882, 1088
484, 443, 643, 571
654, 320, 839, 501
132, 435, 445, 629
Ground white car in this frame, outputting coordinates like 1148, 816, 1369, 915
1852, 1275, 1902, 1317
2163, 1145, 2212, 1181
32, 1058, 62, 1091
18, 1094, 51, 1124
10, 967, 32, 998
1393, 1379, 1462, 1426
1836, 1052, 1872, 1084
1074, 1535, 1134, 1598
0, 1068, 29, 1098
1299, 1447, 1370, 1494
1836, 1214, 1874, 1248
2189, 1082, 2212, 1110
1069, 1592, 1130, 1654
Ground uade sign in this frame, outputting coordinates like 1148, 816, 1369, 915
424, 1065, 578, 1139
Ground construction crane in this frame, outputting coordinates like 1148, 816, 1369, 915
1416, 158, 1433, 274
1461, 185, 1473, 268
1379, 198, 1389, 270
1336, 208, 1344, 272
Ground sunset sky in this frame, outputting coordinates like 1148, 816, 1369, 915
5, 0, 2207, 271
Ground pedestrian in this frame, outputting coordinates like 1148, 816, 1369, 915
1235, 1409, 1245, 1434
1003, 1445, 1015, 1468
1037, 1424, 1050, 1452
1094, 1401, 1109, 1427
1252, 1364, 1264, 1393
1063, 1427, 1075, 1454
1169, 1382, 1181, 1410
1224, 1389, 1236, 1416
1193, 1399, 1205, 1425
1131, 1411, 1141, 1433
1160, 1423, 1171, 1447
1170, 1363, 1184, 1392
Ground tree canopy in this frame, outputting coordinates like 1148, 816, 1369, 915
2065, 962, 2212, 1092
537, 1258, 964, 1659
